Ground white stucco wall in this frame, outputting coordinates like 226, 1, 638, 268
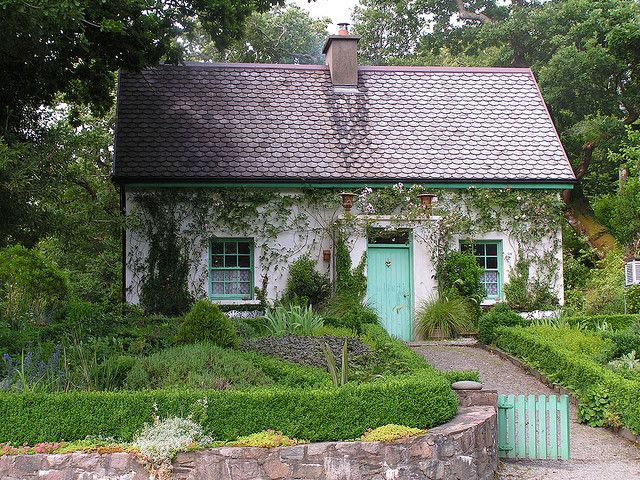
124, 188, 564, 310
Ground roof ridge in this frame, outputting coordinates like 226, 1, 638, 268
155, 62, 532, 75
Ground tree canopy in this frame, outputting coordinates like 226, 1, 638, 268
354, 0, 640, 254
0, 0, 280, 142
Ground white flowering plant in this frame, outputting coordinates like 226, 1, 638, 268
132, 415, 212, 462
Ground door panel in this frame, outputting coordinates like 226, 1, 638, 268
367, 247, 412, 341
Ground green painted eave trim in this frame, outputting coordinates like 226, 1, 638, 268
124, 181, 575, 190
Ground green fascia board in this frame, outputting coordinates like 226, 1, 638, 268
125, 182, 574, 190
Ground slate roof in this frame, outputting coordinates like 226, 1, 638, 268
113, 63, 575, 184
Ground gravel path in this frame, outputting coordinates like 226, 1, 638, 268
412, 345, 640, 480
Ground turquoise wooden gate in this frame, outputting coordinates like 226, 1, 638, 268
498, 394, 570, 460
366, 244, 412, 341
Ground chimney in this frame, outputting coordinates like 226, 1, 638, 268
322, 23, 361, 87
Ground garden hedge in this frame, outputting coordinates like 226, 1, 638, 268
0, 371, 457, 445
563, 314, 638, 331
495, 326, 640, 434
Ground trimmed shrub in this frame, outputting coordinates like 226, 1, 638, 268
283, 255, 330, 308
522, 325, 609, 358
495, 326, 640, 434
177, 300, 238, 348
414, 294, 475, 339
478, 303, 525, 345
0, 370, 458, 444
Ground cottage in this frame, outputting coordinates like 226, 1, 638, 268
113, 28, 575, 340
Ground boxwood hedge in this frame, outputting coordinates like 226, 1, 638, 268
0, 370, 457, 445
495, 326, 640, 434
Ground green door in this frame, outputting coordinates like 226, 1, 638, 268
367, 245, 413, 340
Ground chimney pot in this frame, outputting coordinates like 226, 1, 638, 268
338, 22, 350, 35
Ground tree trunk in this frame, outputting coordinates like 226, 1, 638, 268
563, 183, 619, 258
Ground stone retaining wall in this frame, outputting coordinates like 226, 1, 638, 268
0, 406, 497, 480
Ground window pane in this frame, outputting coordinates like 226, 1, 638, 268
238, 282, 251, 294
225, 255, 238, 268
474, 244, 485, 256
211, 270, 224, 282
212, 256, 224, 268
225, 242, 237, 254
238, 270, 250, 282
486, 257, 498, 269
477, 257, 486, 268
461, 243, 472, 253
211, 282, 224, 295
485, 282, 499, 296
486, 243, 498, 256
225, 282, 239, 294
482, 271, 499, 283
225, 270, 240, 282
238, 255, 250, 267
238, 242, 250, 254
211, 242, 224, 254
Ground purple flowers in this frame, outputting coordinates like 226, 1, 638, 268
0, 345, 65, 392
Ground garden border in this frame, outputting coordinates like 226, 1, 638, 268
476, 342, 640, 446
0, 405, 498, 480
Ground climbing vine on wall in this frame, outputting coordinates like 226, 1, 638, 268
127, 184, 564, 309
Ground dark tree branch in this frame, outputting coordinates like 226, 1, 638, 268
454, 0, 495, 24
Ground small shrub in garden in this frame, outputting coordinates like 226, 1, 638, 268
133, 416, 212, 462
599, 330, 640, 363
503, 257, 558, 311
577, 385, 611, 427
607, 351, 640, 380
230, 317, 255, 340
125, 343, 273, 390
228, 430, 300, 447
323, 294, 379, 334
478, 303, 525, 344
435, 250, 484, 318
177, 300, 239, 348
283, 255, 330, 308
360, 424, 423, 442
91, 355, 137, 391
414, 293, 475, 339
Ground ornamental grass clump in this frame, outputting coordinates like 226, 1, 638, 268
264, 304, 323, 335
414, 293, 475, 339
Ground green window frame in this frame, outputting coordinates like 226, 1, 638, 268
208, 239, 254, 300
460, 240, 503, 300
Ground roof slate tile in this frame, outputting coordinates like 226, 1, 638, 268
113, 64, 575, 183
